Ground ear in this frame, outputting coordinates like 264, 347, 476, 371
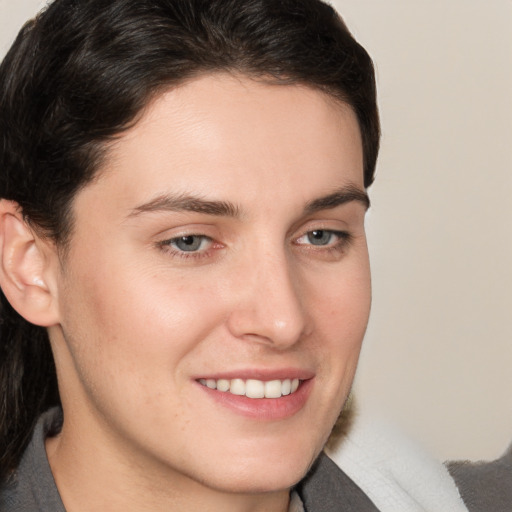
0, 200, 60, 327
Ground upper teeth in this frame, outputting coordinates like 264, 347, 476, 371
199, 378, 300, 399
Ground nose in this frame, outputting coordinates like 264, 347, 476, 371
226, 250, 310, 349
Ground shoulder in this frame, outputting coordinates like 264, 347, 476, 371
447, 444, 512, 512
0, 408, 65, 512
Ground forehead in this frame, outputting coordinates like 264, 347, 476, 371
78, 74, 364, 219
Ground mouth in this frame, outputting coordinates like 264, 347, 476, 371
198, 377, 301, 399
195, 373, 313, 420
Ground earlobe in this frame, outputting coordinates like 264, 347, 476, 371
0, 200, 60, 327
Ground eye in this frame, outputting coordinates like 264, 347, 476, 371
296, 229, 346, 247
166, 235, 212, 252
306, 230, 334, 246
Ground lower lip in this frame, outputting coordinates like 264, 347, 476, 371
196, 379, 313, 420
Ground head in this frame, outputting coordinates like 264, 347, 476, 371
0, 0, 379, 499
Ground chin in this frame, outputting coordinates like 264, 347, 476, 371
199, 437, 323, 494
203, 465, 311, 495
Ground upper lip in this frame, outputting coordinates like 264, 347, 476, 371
194, 368, 315, 382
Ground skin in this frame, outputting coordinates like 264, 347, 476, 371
4, 74, 371, 511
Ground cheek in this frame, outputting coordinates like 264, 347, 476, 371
59, 257, 228, 398
304, 257, 371, 396
308, 256, 371, 341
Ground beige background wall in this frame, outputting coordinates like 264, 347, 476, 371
333, 0, 512, 462
2, 0, 511, 462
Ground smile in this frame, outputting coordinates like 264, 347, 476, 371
198, 378, 300, 399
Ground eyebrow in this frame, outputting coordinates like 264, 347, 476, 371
304, 184, 370, 214
127, 184, 369, 219
128, 193, 241, 218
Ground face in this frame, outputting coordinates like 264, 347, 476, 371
48, 74, 371, 497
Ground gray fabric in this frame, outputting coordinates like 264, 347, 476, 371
447, 444, 512, 512
0, 408, 380, 511
0, 408, 66, 512
297, 453, 380, 512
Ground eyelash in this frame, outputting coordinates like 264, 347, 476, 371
157, 229, 352, 260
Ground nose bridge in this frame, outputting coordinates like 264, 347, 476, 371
227, 242, 308, 348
